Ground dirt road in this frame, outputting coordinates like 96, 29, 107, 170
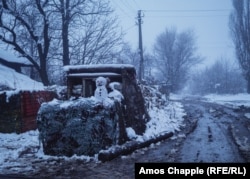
1, 98, 249, 178
177, 98, 249, 163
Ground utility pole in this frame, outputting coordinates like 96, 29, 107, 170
137, 10, 144, 82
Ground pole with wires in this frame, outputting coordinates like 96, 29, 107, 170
137, 10, 144, 82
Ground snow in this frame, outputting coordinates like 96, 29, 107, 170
1, 92, 249, 171
0, 49, 32, 65
0, 64, 44, 92
63, 64, 135, 72
203, 93, 250, 108
171, 93, 250, 108
0, 49, 44, 93
0, 64, 46, 104
0, 62, 250, 172
108, 82, 124, 102
0, 88, 187, 171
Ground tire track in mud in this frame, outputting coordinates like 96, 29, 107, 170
178, 99, 248, 163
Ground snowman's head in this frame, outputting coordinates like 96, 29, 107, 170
95, 76, 107, 87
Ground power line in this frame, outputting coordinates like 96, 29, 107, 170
132, 0, 141, 10
143, 9, 232, 13
135, 9, 230, 19
121, 0, 137, 14
124, 24, 137, 32
145, 15, 229, 18
111, 1, 133, 19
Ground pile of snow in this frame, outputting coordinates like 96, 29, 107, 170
0, 130, 41, 164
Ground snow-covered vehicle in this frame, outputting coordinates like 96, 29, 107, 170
37, 64, 150, 157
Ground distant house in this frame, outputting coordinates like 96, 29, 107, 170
0, 49, 33, 73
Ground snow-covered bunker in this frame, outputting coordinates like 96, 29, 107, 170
37, 64, 150, 157
64, 64, 150, 135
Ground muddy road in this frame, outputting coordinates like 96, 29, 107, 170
1, 98, 249, 179
177, 98, 249, 163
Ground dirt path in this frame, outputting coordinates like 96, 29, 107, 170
177, 99, 248, 163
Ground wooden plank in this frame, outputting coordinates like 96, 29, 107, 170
21, 116, 37, 132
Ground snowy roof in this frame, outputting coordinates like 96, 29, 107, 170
63, 64, 135, 72
67, 72, 121, 78
0, 49, 32, 65
0, 64, 44, 91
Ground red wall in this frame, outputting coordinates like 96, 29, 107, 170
21, 91, 56, 133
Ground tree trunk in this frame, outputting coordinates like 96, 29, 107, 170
98, 132, 174, 162
62, 0, 70, 66
39, 68, 50, 86
62, 25, 70, 66
247, 76, 250, 94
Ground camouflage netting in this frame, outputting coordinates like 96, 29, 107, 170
37, 97, 128, 157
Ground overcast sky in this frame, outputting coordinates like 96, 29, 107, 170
110, 0, 234, 68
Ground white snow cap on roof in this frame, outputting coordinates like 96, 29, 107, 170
63, 64, 135, 71
0, 64, 44, 91
0, 48, 32, 65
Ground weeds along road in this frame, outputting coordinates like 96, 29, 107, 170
0, 97, 249, 179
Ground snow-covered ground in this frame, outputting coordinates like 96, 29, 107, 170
0, 92, 250, 173
171, 93, 250, 108
0, 60, 250, 172
0, 93, 186, 170
203, 93, 250, 108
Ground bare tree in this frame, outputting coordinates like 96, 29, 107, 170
229, 0, 250, 93
116, 43, 155, 84
116, 43, 139, 67
70, 14, 123, 65
0, 0, 123, 85
51, 0, 122, 66
189, 58, 246, 94
0, 0, 51, 85
153, 27, 202, 92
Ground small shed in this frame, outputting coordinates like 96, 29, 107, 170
63, 64, 150, 135
63, 64, 135, 98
